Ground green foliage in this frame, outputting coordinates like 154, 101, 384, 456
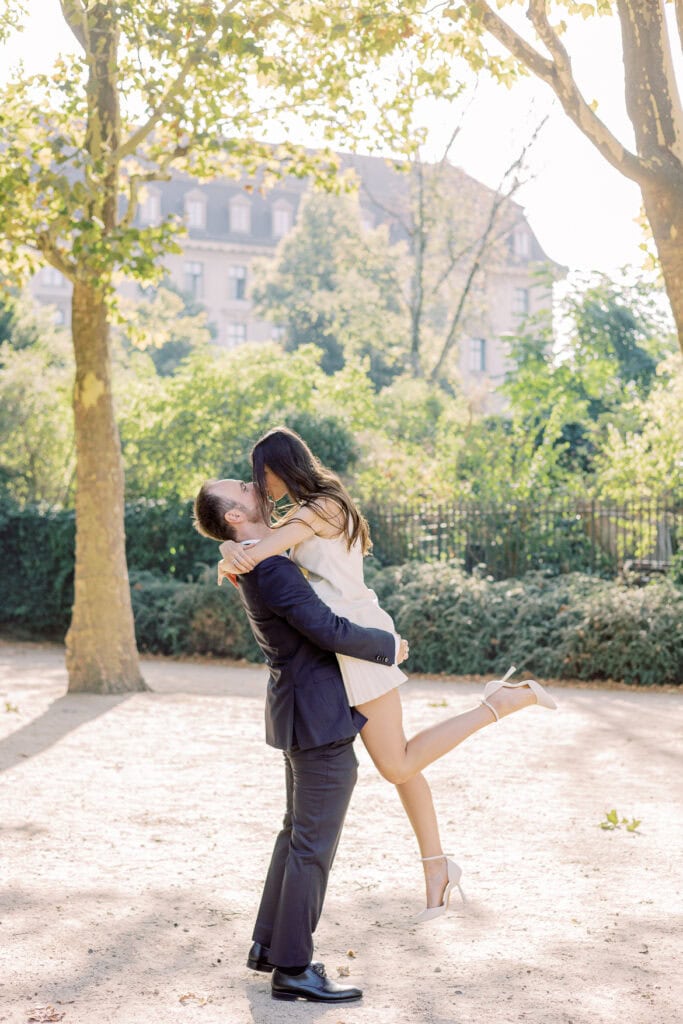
0, 303, 75, 506
119, 342, 359, 498
118, 284, 213, 376
0, 2, 426, 294
2, 497, 682, 684
130, 570, 261, 661
599, 810, 642, 834
252, 191, 407, 387
593, 356, 683, 504
368, 563, 683, 685
500, 273, 677, 496
0, 497, 218, 638
0, 497, 76, 637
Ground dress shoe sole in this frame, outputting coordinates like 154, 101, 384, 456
272, 991, 362, 1002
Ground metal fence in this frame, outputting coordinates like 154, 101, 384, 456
365, 500, 683, 578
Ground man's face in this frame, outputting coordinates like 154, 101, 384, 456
211, 478, 263, 523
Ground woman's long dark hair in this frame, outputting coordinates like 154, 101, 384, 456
251, 427, 371, 554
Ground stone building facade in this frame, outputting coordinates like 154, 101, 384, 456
28, 152, 563, 408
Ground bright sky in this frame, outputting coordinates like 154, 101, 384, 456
3, 2, 680, 278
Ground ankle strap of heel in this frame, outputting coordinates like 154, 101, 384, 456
480, 698, 499, 722
420, 854, 452, 862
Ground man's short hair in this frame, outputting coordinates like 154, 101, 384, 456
192, 481, 241, 542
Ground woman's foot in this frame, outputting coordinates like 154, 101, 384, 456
423, 854, 449, 909
484, 682, 538, 720
481, 667, 558, 722
415, 855, 464, 923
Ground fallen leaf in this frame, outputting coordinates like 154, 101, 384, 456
178, 992, 209, 1006
336, 965, 350, 977
27, 1007, 65, 1023
346, 949, 356, 958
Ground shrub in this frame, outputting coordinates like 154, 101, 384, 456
130, 570, 261, 661
369, 562, 683, 685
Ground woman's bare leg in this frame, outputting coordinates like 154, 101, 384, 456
394, 773, 450, 908
357, 684, 538, 904
357, 684, 536, 788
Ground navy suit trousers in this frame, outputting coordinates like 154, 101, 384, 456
252, 737, 358, 967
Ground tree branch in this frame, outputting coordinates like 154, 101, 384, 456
455, 1, 652, 185
59, 0, 88, 51
119, 146, 189, 228
113, 52, 201, 163
112, 0, 247, 163
427, 121, 544, 383
35, 231, 77, 280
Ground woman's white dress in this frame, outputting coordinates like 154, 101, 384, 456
290, 532, 406, 706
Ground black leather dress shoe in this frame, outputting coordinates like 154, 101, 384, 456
246, 942, 273, 973
271, 963, 362, 1002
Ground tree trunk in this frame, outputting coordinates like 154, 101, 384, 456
65, 280, 146, 693
643, 178, 683, 350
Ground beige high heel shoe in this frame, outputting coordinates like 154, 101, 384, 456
414, 855, 465, 924
480, 665, 558, 721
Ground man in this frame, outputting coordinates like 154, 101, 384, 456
193, 478, 405, 1004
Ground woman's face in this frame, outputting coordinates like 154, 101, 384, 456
264, 464, 288, 501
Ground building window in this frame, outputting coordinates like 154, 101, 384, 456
139, 189, 161, 226
42, 266, 65, 288
228, 265, 247, 300
513, 287, 530, 316
53, 307, 67, 326
271, 325, 286, 342
513, 229, 531, 258
272, 204, 292, 238
184, 260, 204, 299
469, 338, 486, 373
230, 199, 251, 234
226, 322, 247, 347
185, 194, 206, 230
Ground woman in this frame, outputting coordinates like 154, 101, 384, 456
218, 427, 556, 921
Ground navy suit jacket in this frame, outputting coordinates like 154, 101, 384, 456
237, 555, 397, 751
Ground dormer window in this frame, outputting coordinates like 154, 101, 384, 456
513, 229, 531, 258
42, 266, 66, 288
230, 196, 251, 234
272, 202, 293, 238
185, 192, 206, 230
139, 188, 161, 226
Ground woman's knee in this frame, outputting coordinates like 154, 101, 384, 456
376, 760, 411, 786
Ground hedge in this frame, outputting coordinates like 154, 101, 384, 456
367, 563, 683, 686
0, 497, 216, 638
1, 499, 681, 684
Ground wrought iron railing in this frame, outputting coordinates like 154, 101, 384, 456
364, 500, 683, 578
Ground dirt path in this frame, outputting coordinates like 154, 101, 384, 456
0, 641, 681, 1024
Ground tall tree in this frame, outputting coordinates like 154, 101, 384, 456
448, 0, 683, 351
0, 1, 418, 692
252, 191, 407, 387
360, 128, 545, 383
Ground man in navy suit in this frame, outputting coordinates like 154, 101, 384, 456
193, 478, 404, 1004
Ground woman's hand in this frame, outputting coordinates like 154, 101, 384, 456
397, 637, 410, 664
216, 540, 258, 584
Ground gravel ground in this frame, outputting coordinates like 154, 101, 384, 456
0, 639, 681, 1024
